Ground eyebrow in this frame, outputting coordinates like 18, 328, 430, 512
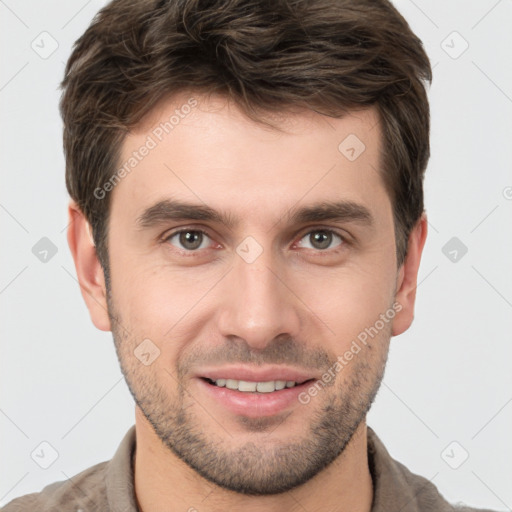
135, 198, 374, 231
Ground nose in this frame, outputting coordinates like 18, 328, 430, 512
216, 246, 302, 351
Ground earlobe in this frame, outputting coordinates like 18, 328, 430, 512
67, 201, 112, 331
392, 213, 428, 337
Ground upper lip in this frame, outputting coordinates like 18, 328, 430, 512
196, 365, 318, 384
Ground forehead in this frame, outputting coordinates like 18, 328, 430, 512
110, 93, 388, 229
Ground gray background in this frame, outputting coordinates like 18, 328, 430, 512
1, 0, 511, 509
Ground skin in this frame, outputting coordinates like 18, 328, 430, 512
68, 92, 427, 512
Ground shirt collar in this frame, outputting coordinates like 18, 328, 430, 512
106, 425, 139, 512
105, 424, 442, 512
367, 425, 445, 511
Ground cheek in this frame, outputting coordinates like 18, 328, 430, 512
293, 262, 395, 349
110, 259, 222, 345
109, 222, 397, 357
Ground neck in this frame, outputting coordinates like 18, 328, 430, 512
133, 409, 373, 512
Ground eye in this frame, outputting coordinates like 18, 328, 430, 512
162, 227, 346, 255
296, 229, 345, 251
165, 229, 213, 251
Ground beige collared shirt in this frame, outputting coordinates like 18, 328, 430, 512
1, 425, 497, 512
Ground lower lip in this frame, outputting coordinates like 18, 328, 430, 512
196, 378, 313, 418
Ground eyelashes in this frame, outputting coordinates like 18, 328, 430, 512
162, 227, 348, 255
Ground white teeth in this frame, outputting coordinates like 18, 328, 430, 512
238, 380, 258, 392
225, 379, 238, 390
256, 381, 275, 393
212, 379, 298, 392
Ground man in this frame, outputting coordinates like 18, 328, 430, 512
1, 0, 498, 511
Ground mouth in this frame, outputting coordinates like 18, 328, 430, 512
200, 377, 315, 393
196, 375, 317, 418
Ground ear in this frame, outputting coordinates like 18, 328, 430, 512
67, 200, 111, 331
392, 213, 428, 336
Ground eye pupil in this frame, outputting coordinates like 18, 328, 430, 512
171, 229, 340, 253
180, 231, 203, 250
311, 231, 332, 250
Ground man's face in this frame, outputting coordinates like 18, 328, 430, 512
105, 94, 401, 494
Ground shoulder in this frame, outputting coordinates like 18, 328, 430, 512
366, 426, 499, 512
1, 460, 109, 512
389, 455, 498, 512
453, 506, 499, 512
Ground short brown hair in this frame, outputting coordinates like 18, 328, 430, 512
61, 0, 432, 278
